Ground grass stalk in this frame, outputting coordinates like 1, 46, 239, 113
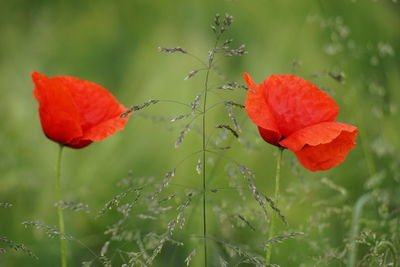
201, 33, 221, 266
348, 193, 371, 267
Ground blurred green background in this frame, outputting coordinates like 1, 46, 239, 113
1, 0, 399, 266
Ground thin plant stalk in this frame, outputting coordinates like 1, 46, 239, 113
201, 52, 211, 267
347, 114, 375, 267
55, 144, 67, 267
347, 193, 371, 267
357, 115, 376, 177
266, 147, 284, 265
201, 35, 221, 266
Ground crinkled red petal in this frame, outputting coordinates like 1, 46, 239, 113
244, 73, 281, 145
53, 76, 130, 142
258, 126, 281, 146
68, 139, 93, 149
264, 75, 339, 137
32, 71, 83, 146
32, 72, 131, 149
81, 115, 130, 142
279, 122, 357, 151
280, 122, 358, 171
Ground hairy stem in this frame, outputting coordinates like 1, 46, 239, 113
266, 147, 284, 265
55, 145, 67, 267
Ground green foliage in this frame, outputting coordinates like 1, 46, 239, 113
0, 0, 399, 266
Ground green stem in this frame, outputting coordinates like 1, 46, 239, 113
348, 193, 371, 267
55, 145, 67, 267
358, 118, 376, 176
347, 115, 375, 267
201, 34, 221, 267
201, 54, 211, 267
202, 69, 209, 267
266, 147, 284, 265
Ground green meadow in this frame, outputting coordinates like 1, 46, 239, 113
0, 0, 399, 266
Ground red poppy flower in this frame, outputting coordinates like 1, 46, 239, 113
32, 71, 131, 149
244, 72, 357, 171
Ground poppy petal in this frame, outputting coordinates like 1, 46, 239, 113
53, 76, 129, 134
258, 126, 282, 146
81, 115, 129, 142
280, 122, 358, 171
32, 72, 83, 145
32, 71, 131, 149
244, 73, 281, 145
265, 75, 340, 137
67, 139, 93, 149
243, 72, 257, 91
